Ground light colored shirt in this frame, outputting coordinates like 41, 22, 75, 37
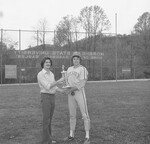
37, 69, 58, 94
67, 65, 88, 90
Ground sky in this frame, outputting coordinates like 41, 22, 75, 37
0, 0, 150, 34
0, 0, 150, 49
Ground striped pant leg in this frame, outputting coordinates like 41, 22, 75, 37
68, 94, 77, 131
75, 90, 90, 131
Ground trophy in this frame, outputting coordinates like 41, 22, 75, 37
61, 65, 71, 88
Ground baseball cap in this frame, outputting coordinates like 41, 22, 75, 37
71, 51, 82, 59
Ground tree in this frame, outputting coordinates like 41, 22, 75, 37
32, 18, 49, 47
79, 5, 111, 79
71, 17, 81, 50
54, 15, 81, 49
79, 5, 111, 53
0, 30, 18, 50
79, 5, 111, 36
133, 12, 150, 65
134, 12, 150, 33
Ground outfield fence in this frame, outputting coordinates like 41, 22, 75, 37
0, 29, 150, 84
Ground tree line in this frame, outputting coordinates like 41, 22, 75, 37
0, 6, 150, 83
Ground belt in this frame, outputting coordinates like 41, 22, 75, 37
41, 93, 55, 96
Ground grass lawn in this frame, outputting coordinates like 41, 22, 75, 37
0, 80, 150, 144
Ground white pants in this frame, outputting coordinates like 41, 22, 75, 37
68, 88, 90, 131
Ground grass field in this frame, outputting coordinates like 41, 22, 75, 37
0, 80, 150, 144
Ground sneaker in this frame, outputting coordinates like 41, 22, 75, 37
48, 140, 56, 144
63, 136, 74, 141
52, 140, 56, 143
83, 138, 90, 144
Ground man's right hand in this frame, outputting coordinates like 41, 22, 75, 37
57, 77, 65, 84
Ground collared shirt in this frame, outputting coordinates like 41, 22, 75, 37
37, 69, 58, 94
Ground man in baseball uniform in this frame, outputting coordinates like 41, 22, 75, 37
64, 52, 91, 144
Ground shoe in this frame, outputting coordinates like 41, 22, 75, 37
83, 138, 90, 144
48, 141, 56, 144
52, 140, 56, 143
63, 136, 74, 141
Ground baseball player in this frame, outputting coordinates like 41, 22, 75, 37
63, 52, 91, 144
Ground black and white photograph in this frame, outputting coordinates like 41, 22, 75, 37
0, 0, 150, 143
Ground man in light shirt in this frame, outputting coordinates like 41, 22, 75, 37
37, 57, 64, 144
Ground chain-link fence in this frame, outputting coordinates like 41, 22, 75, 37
0, 29, 150, 84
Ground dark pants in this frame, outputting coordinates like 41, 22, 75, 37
41, 93, 55, 144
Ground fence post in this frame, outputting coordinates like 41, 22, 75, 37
0, 29, 3, 84
115, 13, 118, 81
19, 29, 21, 83
37, 30, 39, 46
100, 34, 103, 80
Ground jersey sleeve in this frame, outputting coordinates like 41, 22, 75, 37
75, 67, 88, 90
79, 67, 88, 80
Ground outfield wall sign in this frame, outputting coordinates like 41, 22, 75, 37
9, 50, 104, 60
122, 68, 131, 73
5, 65, 17, 79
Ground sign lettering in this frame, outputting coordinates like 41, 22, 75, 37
10, 50, 104, 59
